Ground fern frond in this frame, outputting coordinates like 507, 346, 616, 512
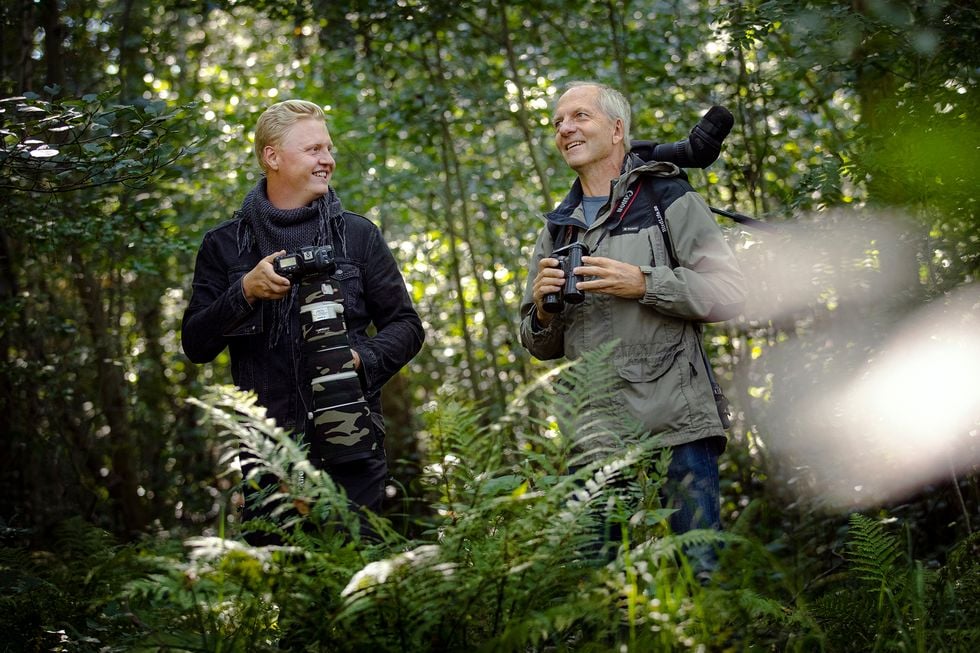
545, 341, 651, 465
845, 513, 902, 592
188, 385, 365, 543
734, 588, 800, 624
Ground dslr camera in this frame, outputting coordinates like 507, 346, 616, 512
273, 245, 336, 281
542, 242, 590, 313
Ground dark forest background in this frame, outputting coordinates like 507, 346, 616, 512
1, 1, 978, 651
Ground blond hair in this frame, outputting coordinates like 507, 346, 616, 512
254, 100, 326, 171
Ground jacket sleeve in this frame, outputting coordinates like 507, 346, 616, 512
181, 231, 261, 363
639, 191, 746, 322
356, 229, 425, 394
519, 227, 566, 360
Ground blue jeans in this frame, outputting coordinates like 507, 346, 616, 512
661, 438, 722, 576
662, 438, 721, 535
572, 437, 721, 567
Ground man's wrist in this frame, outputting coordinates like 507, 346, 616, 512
530, 307, 554, 332
239, 275, 260, 307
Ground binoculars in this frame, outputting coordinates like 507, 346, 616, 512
541, 242, 590, 314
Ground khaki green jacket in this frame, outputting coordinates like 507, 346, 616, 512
520, 156, 746, 453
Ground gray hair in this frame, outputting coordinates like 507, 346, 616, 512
559, 81, 631, 150
254, 100, 326, 172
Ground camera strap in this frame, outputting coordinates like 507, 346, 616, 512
592, 178, 644, 251
297, 274, 378, 465
549, 177, 644, 254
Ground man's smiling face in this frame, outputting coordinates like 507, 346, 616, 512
264, 117, 335, 208
552, 85, 623, 176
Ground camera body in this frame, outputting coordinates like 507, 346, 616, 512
274, 245, 336, 281
542, 241, 590, 313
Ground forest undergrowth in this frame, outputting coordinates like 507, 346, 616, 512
2, 345, 978, 652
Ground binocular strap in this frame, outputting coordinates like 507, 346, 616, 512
298, 274, 377, 465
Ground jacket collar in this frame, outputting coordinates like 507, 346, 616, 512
545, 152, 666, 226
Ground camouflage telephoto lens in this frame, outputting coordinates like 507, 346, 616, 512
298, 275, 377, 465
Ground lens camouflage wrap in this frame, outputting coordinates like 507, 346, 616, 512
298, 274, 376, 465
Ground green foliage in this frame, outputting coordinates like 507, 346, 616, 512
3, 350, 979, 650
809, 514, 980, 652
846, 513, 905, 595
0, 90, 196, 195
0, 0, 977, 651
0, 88, 218, 537
123, 540, 283, 651
188, 386, 368, 546
0, 518, 142, 651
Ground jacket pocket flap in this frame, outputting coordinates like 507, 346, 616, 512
615, 343, 683, 383
331, 264, 361, 281
224, 310, 263, 337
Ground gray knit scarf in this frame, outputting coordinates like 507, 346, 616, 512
235, 178, 347, 347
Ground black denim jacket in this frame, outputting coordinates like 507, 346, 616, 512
181, 208, 424, 435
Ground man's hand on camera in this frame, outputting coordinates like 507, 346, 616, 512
243, 250, 291, 304
575, 256, 645, 299
532, 257, 564, 324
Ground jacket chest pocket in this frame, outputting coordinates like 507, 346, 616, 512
597, 227, 668, 268
227, 263, 251, 285
331, 263, 364, 317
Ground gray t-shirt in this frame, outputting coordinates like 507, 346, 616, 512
581, 195, 608, 226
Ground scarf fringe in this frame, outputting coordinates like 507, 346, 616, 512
235, 180, 347, 348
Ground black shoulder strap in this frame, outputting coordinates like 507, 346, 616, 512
650, 199, 679, 268
710, 206, 780, 233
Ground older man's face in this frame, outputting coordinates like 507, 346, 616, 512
552, 86, 623, 174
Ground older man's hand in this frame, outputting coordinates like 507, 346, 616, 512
574, 255, 646, 299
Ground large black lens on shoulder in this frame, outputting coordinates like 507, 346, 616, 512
632, 106, 734, 169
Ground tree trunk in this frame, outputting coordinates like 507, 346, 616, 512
497, 2, 553, 210
38, 0, 64, 93
71, 247, 148, 535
